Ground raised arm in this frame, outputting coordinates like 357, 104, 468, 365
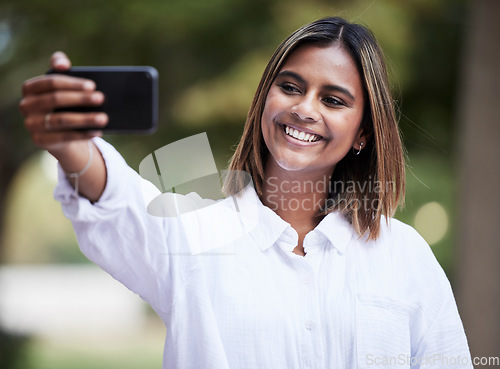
19, 51, 108, 202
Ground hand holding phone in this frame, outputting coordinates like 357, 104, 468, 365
47, 66, 159, 134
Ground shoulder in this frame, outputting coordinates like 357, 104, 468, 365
376, 216, 435, 261
378, 216, 423, 243
375, 216, 451, 292
349, 216, 451, 293
346, 215, 444, 276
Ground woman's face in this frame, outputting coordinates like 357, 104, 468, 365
261, 42, 366, 179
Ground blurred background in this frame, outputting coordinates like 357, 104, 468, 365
0, 0, 499, 368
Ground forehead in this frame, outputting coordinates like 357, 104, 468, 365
279, 43, 363, 95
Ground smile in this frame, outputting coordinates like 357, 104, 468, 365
283, 125, 322, 143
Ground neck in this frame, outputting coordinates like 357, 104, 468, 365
261, 162, 333, 255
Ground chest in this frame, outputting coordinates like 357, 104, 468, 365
196, 241, 414, 366
202, 243, 354, 350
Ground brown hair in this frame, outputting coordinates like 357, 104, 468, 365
225, 17, 405, 240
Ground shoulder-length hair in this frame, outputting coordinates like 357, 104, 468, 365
225, 16, 405, 240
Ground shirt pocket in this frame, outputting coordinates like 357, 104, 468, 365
356, 294, 412, 369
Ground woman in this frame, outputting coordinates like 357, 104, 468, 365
20, 17, 472, 369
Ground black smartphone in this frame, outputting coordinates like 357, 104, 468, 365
47, 66, 159, 134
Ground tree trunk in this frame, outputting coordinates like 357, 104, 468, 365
456, 0, 500, 365
0, 105, 35, 368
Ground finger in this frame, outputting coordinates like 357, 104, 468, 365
25, 112, 108, 132
22, 74, 96, 97
20, 90, 105, 115
31, 130, 102, 149
50, 51, 72, 71
36, 112, 108, 132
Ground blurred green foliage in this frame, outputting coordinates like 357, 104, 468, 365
23, 336, 162, 369
0, 0, 467, 163
0, 0, 468, 279
0, 0, 467, 270
1, 0, 467, 264
0, 0, 468, 367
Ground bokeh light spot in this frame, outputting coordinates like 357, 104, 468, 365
414, 202, 449, 245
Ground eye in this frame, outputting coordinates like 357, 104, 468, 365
278, 83, 301, 94
322, 96, 345, 107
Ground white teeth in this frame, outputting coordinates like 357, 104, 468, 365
284, 125, 320, 143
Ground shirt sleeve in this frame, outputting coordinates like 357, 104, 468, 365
54, 138, 192, 316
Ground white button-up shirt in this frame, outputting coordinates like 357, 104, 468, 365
55, 138, 472, 369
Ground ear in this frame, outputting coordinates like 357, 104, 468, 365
352, 126, 371, 151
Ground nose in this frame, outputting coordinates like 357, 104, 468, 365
291, 94, 321, 122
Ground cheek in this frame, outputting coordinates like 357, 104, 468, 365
331, 110, 364, 139
262, 96, 277, 125
262, 87, 289, 121
261, 94, 282, 138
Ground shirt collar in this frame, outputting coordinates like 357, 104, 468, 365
234, 185, 354, 255
233, 185, 291, 251
314, 211, 354, 255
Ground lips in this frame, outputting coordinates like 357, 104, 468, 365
283, 124, 322, 143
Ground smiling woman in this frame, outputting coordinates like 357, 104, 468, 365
226, 17, 404, 244
259, 44, 367, 253
19, 16, 472, 369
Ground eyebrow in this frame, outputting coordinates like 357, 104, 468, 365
276, 70, 356, 101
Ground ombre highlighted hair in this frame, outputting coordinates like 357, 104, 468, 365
225, 17, 405, 240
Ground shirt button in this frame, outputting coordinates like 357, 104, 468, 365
305, 321, 315, 330
302, 276, 311, 285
